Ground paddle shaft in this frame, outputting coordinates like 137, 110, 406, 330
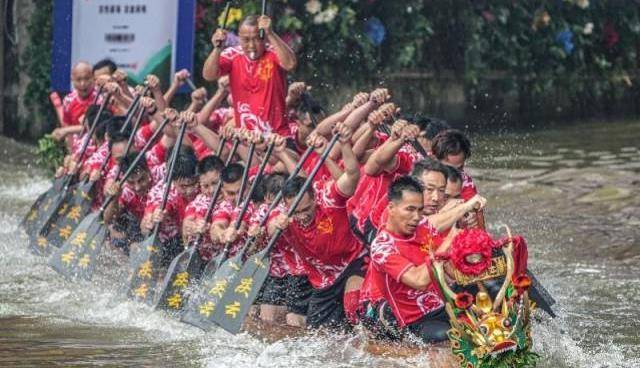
189, 137, 242, 249
259, 0, 267, 39
236, 143, 255, 207
216, 137, 226, 157
221, 3, 231, 30
225, 138, 240, 166
151, 122, 189, 238
213, 3, 231, 48
121, 85, 149, 133
98, 117, 173, 213
263, 134, 340, 254
124, 106, 146, 154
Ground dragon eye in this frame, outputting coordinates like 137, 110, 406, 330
503, 319, 511, 328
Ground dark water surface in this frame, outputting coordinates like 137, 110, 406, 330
0, 120, 638, 367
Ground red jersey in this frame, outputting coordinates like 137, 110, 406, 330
145, 183, 198, 242
133, 123, 155, 151
208, 107, 232, 132
210, 199, 254, 256
302, 151, 336, 191
184, 193, 225, 261
259, 203, 306, 277
219, 46, 289, 136
116, 155, 164, 221
72, 133, 97, 161
280, 182, 366, 289
368, 222, 444, 327
145, 141, 169, 169
460, 170, 478, 201
348, 151, 415, 232
62, 88, 100, 127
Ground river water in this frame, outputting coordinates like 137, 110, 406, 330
0, 120, 638, 367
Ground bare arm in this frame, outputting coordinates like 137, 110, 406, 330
261, 16, 297, 71
400, 264, 432, 290
197, 78, 229, 126
427, 195, 486, 232
334, 124, 360, 197
364, 133, 404, 176
164, 69, 190, 105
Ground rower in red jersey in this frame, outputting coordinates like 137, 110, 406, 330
268, 123, 366, 329
203, 14, 297, 136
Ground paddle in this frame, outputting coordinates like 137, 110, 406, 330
181, 141, 277, 329
210, 134, 340, 334
21, 175, 66, 236
124, 120, 189, 305
259, 0, 267, 39
43, 104, 148, 251
152, 138, 239, 312
48, 117, 174, 280
29, 95, 112, 255
21, 86, 105, 232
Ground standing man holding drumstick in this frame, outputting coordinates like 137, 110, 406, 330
202, 6, 297, 137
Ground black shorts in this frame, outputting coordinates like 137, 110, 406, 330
285, 275, 312, 315
256, 275, 288, 306
307, 257, 367, 329
256, 275, 312, 316
359, 300, 449, 344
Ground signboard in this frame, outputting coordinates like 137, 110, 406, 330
52, 0, 195, 91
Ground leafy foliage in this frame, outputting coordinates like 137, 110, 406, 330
36, 135, 66, 172
22, 0, 55, 136
20, 1, 640, 139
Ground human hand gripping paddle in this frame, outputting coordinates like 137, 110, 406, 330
21, 85, 104, 233
180, 139, 275, 329
28, 93, 112, 255
152, 128, 240, 313
42, 98, 148, 251
48, 117, 174, 280
210, 134, 340, 334
124, 116, 190, 305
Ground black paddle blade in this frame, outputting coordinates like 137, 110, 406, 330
21, 190, 49, 232
43, 181, 94, 249
125, 234, 164, 305
153, 246, 204, 313
210, 249, 271, 334
48, 212, 107, 280
28, 189, 74, 256
207, 252, 247, 325
21, 176, 66, 232
180, 255, 232, 331
526, 269, 557, 318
